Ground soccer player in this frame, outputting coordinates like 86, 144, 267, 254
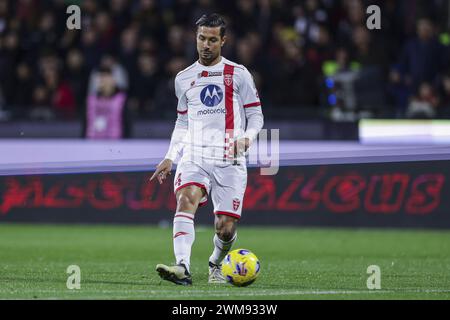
150, 13, 264, 285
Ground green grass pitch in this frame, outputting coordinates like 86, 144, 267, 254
0, 223, 449, 300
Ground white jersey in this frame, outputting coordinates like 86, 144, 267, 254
168, 56, 263, 164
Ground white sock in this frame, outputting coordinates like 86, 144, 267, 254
173, 212, 195, 273
209, 232, 237, 266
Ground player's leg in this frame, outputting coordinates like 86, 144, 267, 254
208, 214, 238, 283
156, 161, 210, 285
211, 214, 238, 264
208, 163, 246, 283
156, 186, 206, 285
172, 185, 206, 272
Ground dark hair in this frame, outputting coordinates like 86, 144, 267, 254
195, 13, 226, 37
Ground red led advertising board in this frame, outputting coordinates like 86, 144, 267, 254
1, 161, 449, 228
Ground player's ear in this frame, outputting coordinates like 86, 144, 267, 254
221, 35, 227, 47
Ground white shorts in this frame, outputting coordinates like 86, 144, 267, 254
173, 160, 247, 219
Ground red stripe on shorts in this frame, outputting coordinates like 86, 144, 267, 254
174, 182, 208, 195
214, 211, 241, 219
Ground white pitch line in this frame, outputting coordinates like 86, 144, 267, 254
1, 288, 450, 298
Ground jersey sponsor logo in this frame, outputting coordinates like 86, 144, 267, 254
233, 198, 241, 211
198, 71, 223, 78
197, 108, 226, 116
200, 85, 223, 107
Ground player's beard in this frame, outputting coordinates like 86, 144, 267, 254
200, 50, 218, 65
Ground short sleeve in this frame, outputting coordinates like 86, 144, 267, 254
239, 68, 261, 109
175, 77, 188, 114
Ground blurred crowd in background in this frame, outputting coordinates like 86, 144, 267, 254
1, 0, 450, 125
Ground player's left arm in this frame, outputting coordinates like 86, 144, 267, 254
236, 68, 264, 155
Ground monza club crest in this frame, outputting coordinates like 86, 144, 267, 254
233, 198, 241, 211
224, 74, 233, 87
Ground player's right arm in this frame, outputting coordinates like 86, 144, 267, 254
150, 76, 188, 184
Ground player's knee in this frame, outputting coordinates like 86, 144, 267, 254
176, 186, 204, 212
176, 192, 199, 211
216, 228, 235, 242
215, 219, 236, 242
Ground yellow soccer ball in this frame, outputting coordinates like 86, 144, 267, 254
222, 249, 260, 287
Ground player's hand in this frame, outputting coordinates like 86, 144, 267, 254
231, 137, 251, 158
150, 159, 173, 184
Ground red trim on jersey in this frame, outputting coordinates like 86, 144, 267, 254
243, 102, 261, 108
174, 182, 208, 195
199, 200, 208, 207
223, 64, 235, 160
223, 64, 235, 131
214, 211, 241, 219
177, 109, 188, 114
